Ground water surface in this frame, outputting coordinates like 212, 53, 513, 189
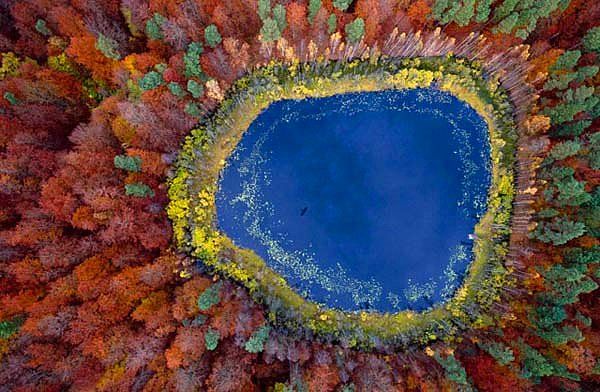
216, 89, 490, 312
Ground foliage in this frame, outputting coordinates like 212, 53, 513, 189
244, 325, 270, 353
197, 282, 222, 311
0, 318, 22, 340
95, 34, 121, 60
345, 18, 365, 43
328, 14, 337, 34
139, 71, 164, 91
2, 1, 599, 390
0, 52, 20, 79
205, 25, 222, 48
550, 140, 581, 160
187, 79, 204, 99
261, 18, 282, 42
273, 4, 287, 33
125, 182, 155, 198
185, 102, 202, 117
308, 0, 322, 24
478, 341, 514, 365
532, 218, 586, 245
168, 82, 186, 97
258, 0, 272, 21
205, 328, 220, 351
258, 0, 286, 43
434, 352, 471, 388
333, 0, 353, 11
114, 155, 142, 172
3, 91, 18, 105
35, 19, 51, 36
583, 26, 600, 53
552, 50, 581, 71
519, 342, 580, 383
145, 13, 166, 40
184, 42, 204, 79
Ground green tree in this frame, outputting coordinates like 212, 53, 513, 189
328, 14, 337, 34
542, 263, 587, 284
168, 82, 186, 98
345, 18, 365, 44
583, 26, 600, 54
538, 208, 559, 219
531, 305, 566, 329
197, 282, 222, 310
555, 176, 591, 207
519, 343, 557, 382
493, 0, 518, 21
139, 71, 164, 91
576, 65, 599, 81
519, 342, 580, 382
35, 19, 51, 36
308, 0, 322, 24
588, 132, 600, 170
550, 140, 581, 160
204, 328, 220, 350
478, 341, 514, 365
333, 0, 353, 11
187, 79, 204, 98
184, 42, 204, 79
0, 318, 22, 339
579, 188, 600, 237
475, 0, 493, 23
551, 50, 581, 71
539, 272, 598, 306
453, 0, 475, 26
554, 120, 591, 137
260, 17, 282, 42
258, 0, 271, 21
96, 34, 121, 60
545, 94, 599, 124
532, 217, 586, 245
3, 91, 18, 105
145, 13, 166, 40
495, 12, 518, 34
244, 325, 270, 353
273, 4, 287, 32
543, 72, 577, 91
434, 352, 471, 388
185, 102, 202, 118
114, 155, 142, 172
125, 183, 155, 198
564, 246, 600, 265
204, 24, 222, 48
537, 324, 584, 346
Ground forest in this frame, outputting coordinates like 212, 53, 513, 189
0, 0, 599, 391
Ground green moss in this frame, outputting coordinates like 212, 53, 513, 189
167, 57, 518, 350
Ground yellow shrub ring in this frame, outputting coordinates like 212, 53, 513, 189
168, 57, 518, 350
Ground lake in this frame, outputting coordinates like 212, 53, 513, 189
216, 89, 491, 312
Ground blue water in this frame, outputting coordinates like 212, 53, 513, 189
216, 89, 490, 312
